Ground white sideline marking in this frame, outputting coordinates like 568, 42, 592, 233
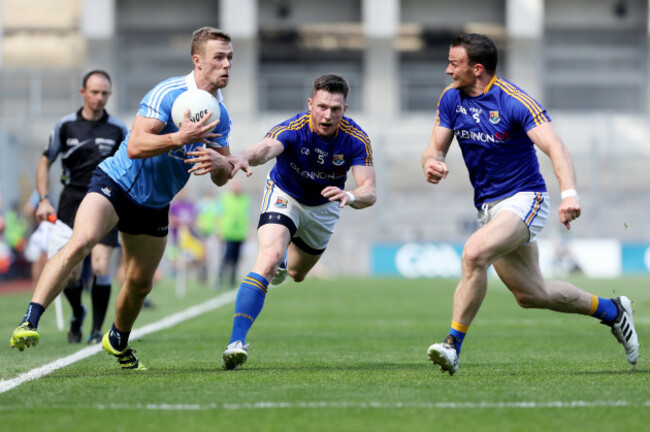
92, 400, 641, 410
0, 290, 237, 395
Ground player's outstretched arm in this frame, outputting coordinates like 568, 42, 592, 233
322, 165, 377, 209
127, 110, 220, 159
422, 125, 453, 184
229, 137, 285, 178
528, 121, 581, 230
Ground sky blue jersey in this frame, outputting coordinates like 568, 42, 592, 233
436, 76, 549, 209
266, 112, 373, 206
99, 72, 231, 208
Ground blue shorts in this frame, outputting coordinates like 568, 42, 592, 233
88, 168, 169, 237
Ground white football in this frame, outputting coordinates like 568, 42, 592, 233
171, 89, 220, 129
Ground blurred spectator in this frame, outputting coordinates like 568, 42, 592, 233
169, 188, 205, 276
1, 200, 30, 279
0, 193, 8, 275
196, 189, 223, 286
217, 179, 251, 287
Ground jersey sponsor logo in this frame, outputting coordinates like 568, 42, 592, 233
290, 162, 341, 180
332, 154, 345, 166
455, 129, 498, 143
489, 111, 501, 124
275, 197, 288, 209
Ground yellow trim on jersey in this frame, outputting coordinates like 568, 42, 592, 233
589, 295, 599, 316
243, 275, 268, 294
266, 114, 311, 140
339, 119, 370, 146
451, 321, 469, 334
435, 84, 456, 126
437, 83, 456, 108
483, 75, 498, 94
338, 119, 374, 167
496, 79, 544, 119
494, 78, 547, 127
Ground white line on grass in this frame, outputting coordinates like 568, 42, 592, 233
0, 289, 237, 395
92, 400, 643, 410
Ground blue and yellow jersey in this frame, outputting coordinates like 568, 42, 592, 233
436, 76, 548, 209
99, 72, 231, 208
266, 112, 373, 206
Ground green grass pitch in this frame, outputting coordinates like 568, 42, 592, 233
0, 275, 649, 431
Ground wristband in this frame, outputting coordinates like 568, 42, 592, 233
39, 194, 49, 202
345, 191, 356, 205
560, 189, 579, 200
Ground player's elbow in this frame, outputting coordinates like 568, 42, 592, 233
126, 145, 140, 159
126, 139, 146, 159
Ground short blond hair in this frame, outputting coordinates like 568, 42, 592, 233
191, 27, 231, 56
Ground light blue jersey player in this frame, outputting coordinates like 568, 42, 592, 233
11, 27, 237, 371
422, 33, 638, 376
221, 74, 377, 370
99, 72, 231, 209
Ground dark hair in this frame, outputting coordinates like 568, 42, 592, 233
312, 74, 349, 100
451, 34, 498, 75
191, 27, 232, 55
82, 70, 111, 88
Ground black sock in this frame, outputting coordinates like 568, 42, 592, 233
63, 279, 85, 318
21, 302, 45, 328
109, 323, 130, 352
91, 279, 111, 333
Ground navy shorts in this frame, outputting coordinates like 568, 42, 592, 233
58, 186, 119, 247
88, 168, 169, 237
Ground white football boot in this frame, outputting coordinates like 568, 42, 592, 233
608, 296, 639, 365
427, 335, 459, 375
222, 340, 249, 370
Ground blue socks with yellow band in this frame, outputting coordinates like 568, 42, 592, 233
589, 295, 618, 324
449, 321, 468, 355
229, 272, 268, 344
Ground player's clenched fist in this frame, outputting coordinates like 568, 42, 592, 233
424, 160, 448, 184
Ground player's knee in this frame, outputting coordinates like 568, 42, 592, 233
461, 242, 490, 271
124, 273, 154, 298
512, 290, 546, 309
65, 235, 94, 263
289, 269, 306, 282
